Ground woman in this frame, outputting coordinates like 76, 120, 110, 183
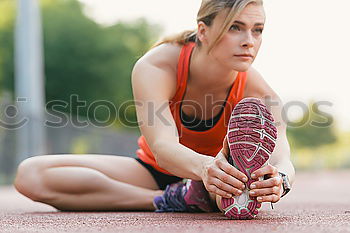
13, 0, 295, 219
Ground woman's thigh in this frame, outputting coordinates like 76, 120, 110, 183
25, 154, 160, 190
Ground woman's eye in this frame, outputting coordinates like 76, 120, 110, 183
254, 28, 264, 34
230, 25, 240, 31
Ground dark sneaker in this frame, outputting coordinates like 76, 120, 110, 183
153, 179, 213, 213
221, 98, 277, 219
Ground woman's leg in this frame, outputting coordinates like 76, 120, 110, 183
13, 154, 163, 211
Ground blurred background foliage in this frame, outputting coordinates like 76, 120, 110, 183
287, 101, 337, 149
0, 0, 162, 130
0, 0, 348, 171
286, 102, 349, 170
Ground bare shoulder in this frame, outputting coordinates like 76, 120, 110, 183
137, 43, 182, 73
244, 68, 288, 132
244, 66, 278, 99
132, 43, 182, 101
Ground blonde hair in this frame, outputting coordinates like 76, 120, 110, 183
152, 0, 263, 51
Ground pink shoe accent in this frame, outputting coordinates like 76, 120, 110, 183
183, 180, 213, 212
221, 98, 277, 220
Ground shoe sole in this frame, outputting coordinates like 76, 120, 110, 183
221, 98, 277, 219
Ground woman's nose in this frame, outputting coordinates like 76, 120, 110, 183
241, 33, 254, 48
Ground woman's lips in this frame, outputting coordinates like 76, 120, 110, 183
234, 55, 253, 60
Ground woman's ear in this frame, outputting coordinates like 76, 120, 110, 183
196, 21, 209, 45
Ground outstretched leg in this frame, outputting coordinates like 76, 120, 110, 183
14, 154, 163, 211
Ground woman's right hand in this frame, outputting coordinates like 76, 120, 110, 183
200, 136, 248, 199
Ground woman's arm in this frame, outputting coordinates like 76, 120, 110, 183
132, 56, 203, 180
132, 50, 247, 198
244, 66, 296, 202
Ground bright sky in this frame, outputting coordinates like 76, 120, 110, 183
79, 0, 350, 131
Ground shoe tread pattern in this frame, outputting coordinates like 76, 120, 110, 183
221, 98, 277, 220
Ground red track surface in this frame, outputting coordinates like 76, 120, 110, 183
1, 171, 350, 233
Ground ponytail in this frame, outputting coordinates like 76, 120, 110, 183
151, 30, 197, 49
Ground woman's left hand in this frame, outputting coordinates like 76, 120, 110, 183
248, 164, 283, 203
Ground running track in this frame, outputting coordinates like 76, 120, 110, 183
1, 171, 350, 233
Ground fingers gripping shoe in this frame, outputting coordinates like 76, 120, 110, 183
221, 97, 277, 219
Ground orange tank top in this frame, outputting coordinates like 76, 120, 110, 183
136, 42, 247, 175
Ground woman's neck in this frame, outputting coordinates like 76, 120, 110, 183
189, 45, 238, 93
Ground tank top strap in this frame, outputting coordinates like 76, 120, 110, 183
230, 71, 247, 102
237, 71, 247, 100
225, 71, 247, 116
169, 42, 195, 104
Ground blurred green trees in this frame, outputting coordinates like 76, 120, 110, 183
0, 0, 162, 130
0, 0, 15, 96
287, 101, 337, 148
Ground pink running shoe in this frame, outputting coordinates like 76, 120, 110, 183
221, 98, 277, 219
153, 180, 213, 213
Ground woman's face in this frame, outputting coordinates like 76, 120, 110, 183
203, 4, 266, 72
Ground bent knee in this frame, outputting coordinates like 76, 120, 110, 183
14, 156, 55, 202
